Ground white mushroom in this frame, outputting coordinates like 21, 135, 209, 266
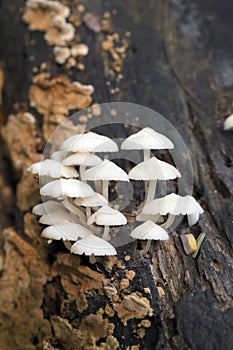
74, 193, 108, 218
82, 159, 129, 199
50, 150, 65, 162
121, 127, 174, 160
41, 223, 92, 241
61, 131, 118, 153
224, 114, 233, 130
27, 159, 78, 178
129, 157, 181, 203
39, 207, 76, 225
40, 179, 94, 222
88, 205, 127, 240
142, 193, 204, 229
32, 200, 64, 216
63, 152, 102, 180
71, 234, 117, 256
131, 220, 169, 254
40, 178, 94, 199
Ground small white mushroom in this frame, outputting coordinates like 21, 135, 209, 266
224, 113, 233, 130
27, 159, 78, 178
39, 207, 76, 225
41, 223, 92, 241
131, 220, 169, 254
40, 178, 94, 199
74, 193, 108, 219
50, 150, 65, 162
61, 131, 118, 153
82, 159, 129, 199
121, 127, 174, 160
88, 205, 127, 240
129, 157, 181, 203
40, 179, 95, 222
32, 200, 64, 216
74, 193, 108, 207
63, 152, 102, 180
142, 193, 203, 229
71, 234, 117, 256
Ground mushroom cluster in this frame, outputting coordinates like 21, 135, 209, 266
28, 127, 203, 260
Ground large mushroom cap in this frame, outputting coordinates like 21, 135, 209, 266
74, 193, 108, 207
87, 205, 127, 226
131, 220, 169, 240
61, 132, 118, 153
41, 223, 92, 241
224, 114, 233, 130
63, 152, 102, 166
32, 200, 64, 216
121, 127, 174, 150
27, 159, 78, 178
40, 178, 94, 199
82, 159, 129, 181
142, 193, 204, 216
71, 234, 117, 256
129, 157, 181, 180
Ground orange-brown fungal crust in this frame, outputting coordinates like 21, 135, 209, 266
29, 73, 93, 139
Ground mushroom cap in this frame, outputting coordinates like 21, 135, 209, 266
41, 223, 92, 241
40, 179, 94, 199
128, 157, 181, 180
224, 114, 233, 130
61, 131, 118, 152
50, 150, 65, 162
74, 193, 108, 207
32, 200, 64, 216
28, 159, 78, 178
82, 159, 129, 182
187, 212, 200, 226
39, 207, 74, 225
87, 206, 127, 226
142, 193, 204, 216
71, 234, 117, 256
131, 220, 169, 240
121, 127, 174, 150
63, 152, 102, 166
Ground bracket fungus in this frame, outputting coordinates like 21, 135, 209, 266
29, 127, 203, 260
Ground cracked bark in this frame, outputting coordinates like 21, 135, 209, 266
0, 0, 232, 349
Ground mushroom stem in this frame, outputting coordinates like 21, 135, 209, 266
145, 180, 157, 203
94, 180, 102, 194
89, 254, 96, 264
102, 225, 110, 240
143, 149, 150, 161
86, 206, 91, 219
162, 214, 175, 229
102, 180, 109, 200
141, 240, 152, 255
63, 197, 87, 224
79, 165, 86, 182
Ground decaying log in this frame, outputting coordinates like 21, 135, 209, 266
0, 0, 232, 349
